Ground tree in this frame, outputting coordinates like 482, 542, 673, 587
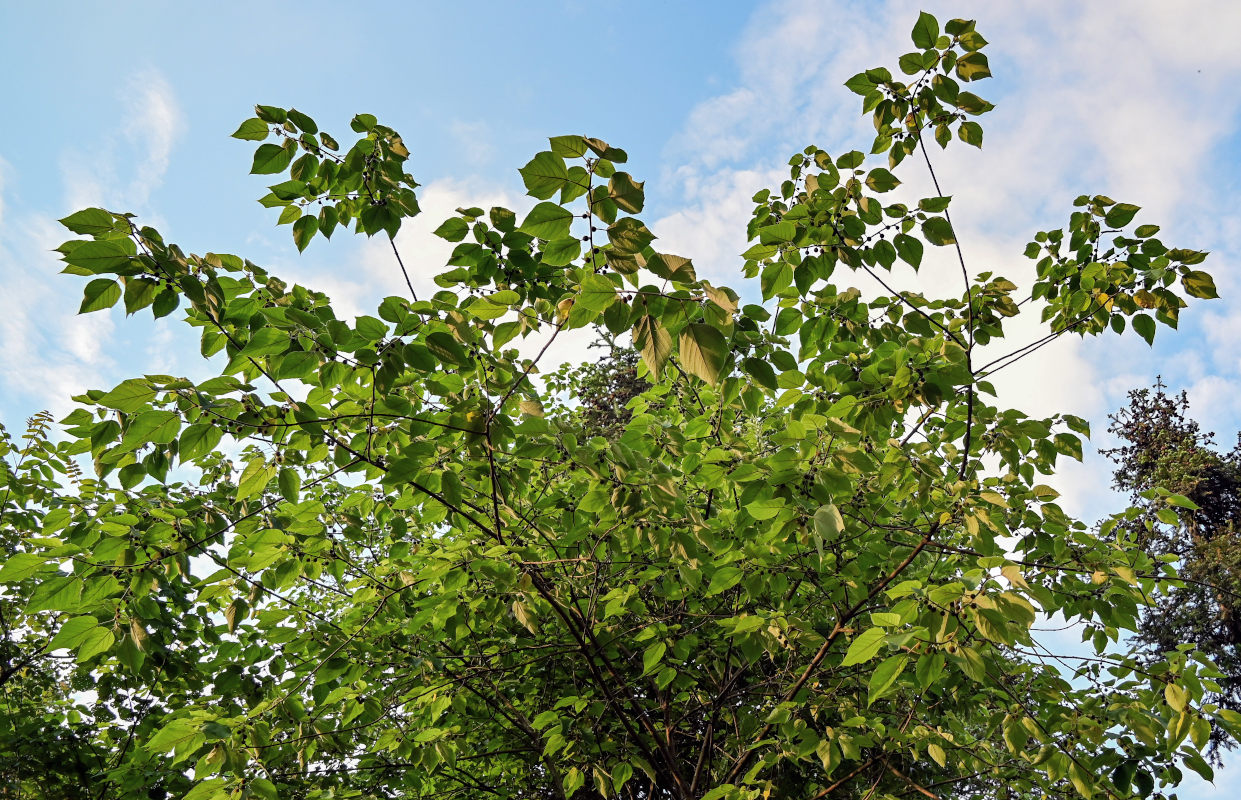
1104, 381, 1241, 757
0, 11, 1232, 800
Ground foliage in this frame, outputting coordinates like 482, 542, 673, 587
0, 12, 1232, 800
547, 342, 652, 441
1104, 382, 1241, 756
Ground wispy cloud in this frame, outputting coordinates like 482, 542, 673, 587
61, 69, 185, 212
0, 70, 185, 421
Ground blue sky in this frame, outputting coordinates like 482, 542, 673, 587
3, 1, 1241, 795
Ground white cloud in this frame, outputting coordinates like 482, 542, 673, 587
653, 166, 782, 284
0, 70, 184, 421
0, 209, 116, 419
61, 70, 184, 212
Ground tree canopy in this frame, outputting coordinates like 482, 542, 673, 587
1105, 382, 1241, 757
0, 12, 1232, 800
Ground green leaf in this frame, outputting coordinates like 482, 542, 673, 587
0, 553, 44, 582
541, 237, 581, 267
125, 410, 180, 446
584, 137, 627, 162
123, 277, 158, 314
239, 328, 290, 358
179, 424, 223, 463
706, 566, 744, 596
1167, 493, 1202, 510
978, 490, 1009, 509
955, 52, 991, 81
549, 135, 588, 158
1132, 313, 1156, 346
231, 118, 269, 141
959, 30, 988, 51
59, 207, 116, 236
844, 72, 875, 96
867, 654, 908, 705
100, 379, 155, 412
1165, 683, 1187, 712
608, 172, 645, 213
275, 350, 320, 380
743, 357, 777, 391
256, 105, 287, 124
641, 641, 666, 675
865, 168, 900, 192
841, 627, 886, 667
181, 779, 227, 800
80, 279, 121, 313
922, 217, 956, 246
955, 91, 994, 114
564, 768, 585, 798
249, 778, 279, 800
678, 324, 728, 384
958, 121, 984, 148
911, 12, 939, 49
577, 274, 617, 313
434, 217, 470, 242
1104, 202, 1140, 228
645, 253, 696, 283
745, 497, 784, 521
292, 215, 317, 252
758, 221, 796, 244
814, 504, 845, 540
426, 331, 471, 365
919, 196, 952, 213
148, 717, 203, 754
916, 651, 946, 689
894, 233, 923, 267
278, 468, 301, 503
251, 142, 294, 175
520, 202, 574, 240
350, 112, 377, 132
608, 218, 655, 255
286, 108, 317, 133
236, 457, 274, 501
75, 627, 114, 662
1182, 270, 1218, 299
634, 316, 671, 377
519, 151, 570, 200
49, 616, 98, 650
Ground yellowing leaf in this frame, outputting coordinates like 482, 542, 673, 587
634, 315, 671, 376
1001, 564, 1029, 589
978, 490, 1009, 508
1165, 683, 1187, 712
678, 323, 728, 384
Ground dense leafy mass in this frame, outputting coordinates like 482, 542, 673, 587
1105, 383, 1241, 756
0, 12, 1231, 800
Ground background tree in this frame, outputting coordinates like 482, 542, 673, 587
1105, 382, 1241, 756
0, 12, 1233, 800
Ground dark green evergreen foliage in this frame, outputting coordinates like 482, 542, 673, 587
552, 343, 652, 441
1105, 382, 1241, 754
